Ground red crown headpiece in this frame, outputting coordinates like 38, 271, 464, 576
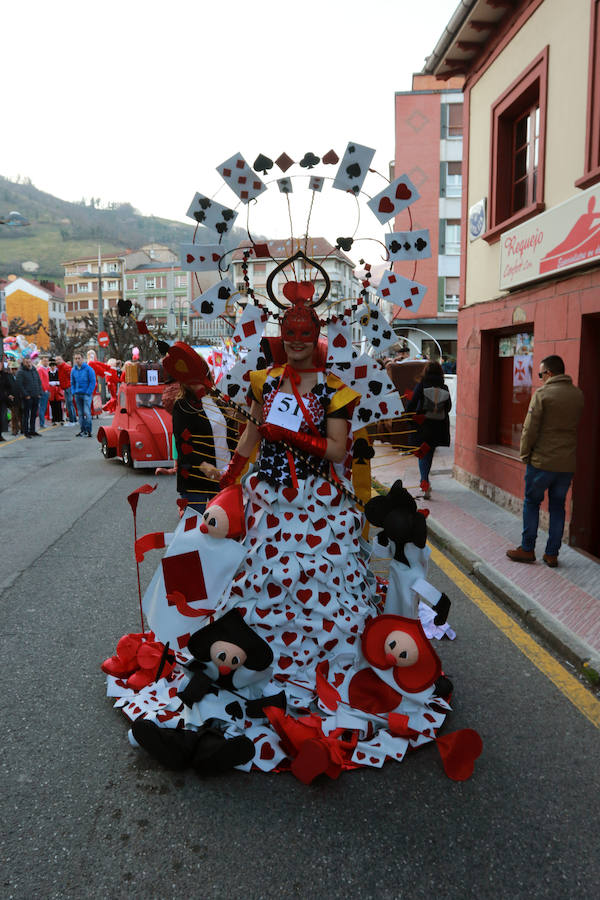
280, 282, 321, 344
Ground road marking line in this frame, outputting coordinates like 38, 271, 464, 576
429, 544, 600, 730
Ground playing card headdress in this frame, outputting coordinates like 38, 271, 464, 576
116, 141, 435, 497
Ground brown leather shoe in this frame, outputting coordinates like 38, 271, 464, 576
543, 553, 558, 568
506, 546, 536, 563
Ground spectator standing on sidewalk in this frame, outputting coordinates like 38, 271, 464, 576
37, 356, 50, 428
7, 361, 22, 434
507, 355, 584, 568
71, 352, 96, 437
15, 356, 42, 438
405, 360, 452, 500
55, 355, 76, 425
47, 357, 64, 424
0, 357, 15, 440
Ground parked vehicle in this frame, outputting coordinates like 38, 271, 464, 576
97, 382, 173, 468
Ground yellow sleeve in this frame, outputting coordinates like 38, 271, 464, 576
326, 373, 361, 415
248, 368, 278, 405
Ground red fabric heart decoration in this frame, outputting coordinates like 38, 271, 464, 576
436, 729, 483, 781
282, 281, 315, 304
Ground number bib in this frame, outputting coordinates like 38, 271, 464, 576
265, 392, 303, 432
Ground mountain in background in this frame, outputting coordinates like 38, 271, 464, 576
0, 175, 248, 280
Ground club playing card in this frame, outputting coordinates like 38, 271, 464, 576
326, 316, 354, 364
367, 174, 420, 225
332, 142, 375, 195
277, 177, 293, 194
220, 347, 267, 408
377, 271, 427, 313
309, 175, 324, 192
190, 278, 236, 321
230, 305, 268, 351
355, 302, 396, 355
217, 152, 267, 203
385, 229, 431, 261
180, 244, 223, 271
186, 192, 238, 235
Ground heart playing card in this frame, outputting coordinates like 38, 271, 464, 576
377, 271, 427, 313
180, 243, 223, 271
367, 174, 420, 225
186, 192, 238, 234
217, 152, 267, 203
326, 316, 354, 364
385, 229, 431, 261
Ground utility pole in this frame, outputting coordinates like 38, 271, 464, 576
97, 246, 104, 363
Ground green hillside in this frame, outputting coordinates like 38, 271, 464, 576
0, 176, 246, 281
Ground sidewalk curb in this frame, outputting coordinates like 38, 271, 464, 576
427, 517, 600, 674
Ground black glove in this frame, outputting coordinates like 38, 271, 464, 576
177, 671, 218, 708
245, 690, 287, 719
433, 592, 451, 626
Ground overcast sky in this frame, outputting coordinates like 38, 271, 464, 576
4, 0, 458, 264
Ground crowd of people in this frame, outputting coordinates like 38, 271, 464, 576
0, 350, 124, 440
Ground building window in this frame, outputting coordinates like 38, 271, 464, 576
79, 299, 90, 310
78, 282, 90, 293
253, 262, 266, 275
440, 161, 462, 198
479, 328, 534, 452
444, 276, 460, 312
127, 278, 138, 290
145, 277, 156, 289
485, 47, 548, 242
441, 102, 462, 139
439, 219, 461, 255
175, 274, 187, 288
576, 0, 600, 188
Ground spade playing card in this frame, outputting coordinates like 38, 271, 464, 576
309, 175, 324, 192
385, 229, 431, 261
277, 177, 293, 194
230, 305, 268, 351
190, 278, 235, 321
217, 152, 267, 204
377, 271, 427, 313
355, 302, 396, 355
367, 174, 420, 225
186, 192, 238, 234
332, 142, 375, 195
221, 347, 267, 409
180, 244, 223, 271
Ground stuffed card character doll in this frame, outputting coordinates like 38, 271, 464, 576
177, 610, 286, 720
365, 480, 451, 629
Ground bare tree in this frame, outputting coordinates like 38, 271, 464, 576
8, 315, 43, 337
67, 305, 176, 362
42, 319, 91, 361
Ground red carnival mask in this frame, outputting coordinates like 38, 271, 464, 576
280, 282, 320, 344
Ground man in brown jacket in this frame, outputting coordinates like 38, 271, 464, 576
507, 355, 584, 567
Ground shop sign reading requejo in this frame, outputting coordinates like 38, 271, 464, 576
500, 182, 600, 290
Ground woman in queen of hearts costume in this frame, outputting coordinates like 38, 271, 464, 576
106, 272, 482, 782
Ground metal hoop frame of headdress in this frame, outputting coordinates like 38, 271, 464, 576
265, 250, 331, 310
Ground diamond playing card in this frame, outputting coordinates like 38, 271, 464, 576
190, 278, 235, 321
217, 152, 267, 203
309, 175, 324, 192
385, 229, 431, 261
377, 271, 427, 313
186, 192, 238, 235
230, 305, 268, 351
180, 244, 223, 271
332, 142, 375, 195
367, 174, 420, 225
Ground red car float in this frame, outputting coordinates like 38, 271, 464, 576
97, 382, 173, 468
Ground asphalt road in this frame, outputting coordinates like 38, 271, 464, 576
1, 424, 598, 899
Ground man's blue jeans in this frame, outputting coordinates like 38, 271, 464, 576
63, 387, 76, 423
74, 393, 92, 435
521, 464, 573, 556
38, 390, 49, 427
